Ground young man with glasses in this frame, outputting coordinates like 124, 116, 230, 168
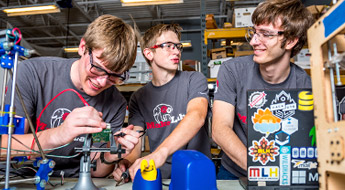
112, 24, 211, 181
212, 0, 314, 179
2, 15, 140, 178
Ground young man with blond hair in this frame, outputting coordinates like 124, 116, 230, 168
2, 15, 140, 177
113, 24, 211, 181
212, 0, 314, 179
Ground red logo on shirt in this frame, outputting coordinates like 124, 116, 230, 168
238, 112, 247, 124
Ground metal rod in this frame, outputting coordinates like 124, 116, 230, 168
4, 51, 19, 189
333, 43, 342, 86
1, 69, 8, 112
328, 41, 339, 122
8, 70, 47, 160
0, 177, 36, 185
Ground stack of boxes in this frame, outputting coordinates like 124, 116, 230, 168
126, 46, 152, 84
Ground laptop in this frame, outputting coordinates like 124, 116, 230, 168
240, 89, 319, 190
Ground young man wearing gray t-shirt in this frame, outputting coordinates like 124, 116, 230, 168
1, 15, 140, 178
212, 0, 314, 179
112, 24, 211, 181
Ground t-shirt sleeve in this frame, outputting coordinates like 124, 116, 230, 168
4, 60, 37, 118
187, 72, 209, 102
128, 91, 145, 130
214, 61, 237, 106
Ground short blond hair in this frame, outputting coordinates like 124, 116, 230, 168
141, 24, 182, 66
83, 15, 137, 73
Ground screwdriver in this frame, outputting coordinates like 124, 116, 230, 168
115, 169, 130, 186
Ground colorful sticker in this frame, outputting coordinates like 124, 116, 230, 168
292, 147, 318, 159
309, 126, 316, 146
292, 170, 306, 184
298, 91, 313, 111
292, 160, 318, 170
282, 117, 298, 135
248, 166, 279, 181
252, 108, 281, 137
279, 146, 291, 185
275, 131, 290, 146
249, 137, 280, 165
270, 91, 296, 119
249, 91, 267, 109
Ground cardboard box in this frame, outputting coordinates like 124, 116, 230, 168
210, 47, 227, 60
234, 7, 256, 28
208, 57, 232, 78
206, 14, 218, 29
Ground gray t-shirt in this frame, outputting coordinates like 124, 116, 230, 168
129, 70, 211, 178
214, 55, 311, 177
4, 57, 126, 177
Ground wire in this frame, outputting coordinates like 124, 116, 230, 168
12, 28, 22, 45
137, 130, 146, 138
12, 136, 71, 152
30, 89, 89, 151
0, 147, 81, 159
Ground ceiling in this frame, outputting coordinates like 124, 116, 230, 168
0, 0, 263, 57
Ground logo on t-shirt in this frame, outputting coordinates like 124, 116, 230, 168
51, 108, 71, 128
146, 104, 185, 129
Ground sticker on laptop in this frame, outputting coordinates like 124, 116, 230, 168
308, 172, 319, 182
280, 146, 291, 185
248, 166, 279, 181
292, 147, 318, 159
275, 131, 290, 146
252, 108, 281, 137
249, 137, 280, 165
270, 90, 297, 120
292, 170, 306, 184
292, 160, 318, 170
298, 91, 313, 111
282, 117, 298, 135
248, 91, 267, 109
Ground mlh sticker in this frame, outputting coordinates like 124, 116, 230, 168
249, 137, 280, 165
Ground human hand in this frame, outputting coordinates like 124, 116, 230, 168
112, 159, 132, 182
128, 148, 168, 181
105, 125, 140, 163
54, 106, 106, 145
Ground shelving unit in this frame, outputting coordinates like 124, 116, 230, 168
204, 27, 248, 45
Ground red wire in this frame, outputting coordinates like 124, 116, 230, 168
12, 28, 22, 45
30, 89, 89, 151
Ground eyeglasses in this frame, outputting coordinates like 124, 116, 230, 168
88, 49, 128, 85
150, 42, 183, 52
245, 27, 284, 43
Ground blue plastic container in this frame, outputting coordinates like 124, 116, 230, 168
169, 150, 217, 190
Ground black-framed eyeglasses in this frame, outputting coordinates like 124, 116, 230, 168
245, 27, 284, 43
88, 49, 129, 85
150, 42, 183, 52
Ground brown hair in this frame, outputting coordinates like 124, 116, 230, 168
252, 0, 314, 57
83, 15, 137, 73
141, 24, 182, 66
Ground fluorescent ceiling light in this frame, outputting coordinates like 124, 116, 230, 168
121, 0, 183, 7
64, 47, 79, 53
181, 40, 192, 48
2, 4, 60, 17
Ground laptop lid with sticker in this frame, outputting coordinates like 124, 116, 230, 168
247, 89, 318, 188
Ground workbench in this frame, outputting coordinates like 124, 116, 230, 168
1, 178, 243, 190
